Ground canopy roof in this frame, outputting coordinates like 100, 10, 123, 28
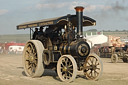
17, 14, 96, 30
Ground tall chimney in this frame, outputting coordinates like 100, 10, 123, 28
75, 6, 84, 36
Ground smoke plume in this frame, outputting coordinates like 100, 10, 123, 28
111, 1, 128, 12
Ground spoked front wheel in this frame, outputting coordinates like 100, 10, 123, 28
57, 55, 77, 83
83, 53, 103, 80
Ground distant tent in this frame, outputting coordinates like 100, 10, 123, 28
84, 34, 108, 48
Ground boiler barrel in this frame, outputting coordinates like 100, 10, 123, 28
58, 40, 90, 58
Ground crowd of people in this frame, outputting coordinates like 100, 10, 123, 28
32, 27, 44, 40
32, 25, 76, 43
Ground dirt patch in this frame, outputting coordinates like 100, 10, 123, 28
0, 54, 128, 85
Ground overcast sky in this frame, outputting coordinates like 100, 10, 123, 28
0, 0, 128, 35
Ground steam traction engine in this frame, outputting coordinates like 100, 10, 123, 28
17, 6, 103, 82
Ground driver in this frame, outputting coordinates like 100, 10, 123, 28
32, 28, 38, 39
38, 26, 44, 35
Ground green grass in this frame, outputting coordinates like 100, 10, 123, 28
0, 31, 128, 43
0, 34, 29, 43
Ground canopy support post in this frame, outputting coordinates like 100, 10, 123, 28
30, 28, 32, 40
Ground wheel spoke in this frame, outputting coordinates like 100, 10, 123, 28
69, 68, 73, 71
28, 43, 34, 54
32, 47, 35, 53
29, 43, 33, 49
94, 58, 97, 65
26, 60, 30, 62
96, 67, 100, 70
84, 68, 89, 73
27, 46, 32, 53
66, 73, 68, 80
65, 58, 68, 66
84, 66, 92, 69
67, 74, 70, 79
94, 71, 97, 77
31, 64, 36, 73
91, 71, 94, 78
28, 66, 31, 70
64, 72, 67, 79
62, 62, 65, 67
92, 57, 94, 64
25, 57, 29, 61
68, 71, 73, 75
68, 64, 73, 68
68, 74, 72, 79
89, 70, 92, 77
62, 60, 66, 67
28, 62, 36, 75
28, 64, 32, 69
89, 57, 93, 64
94, 70, 99, 75
28, 67, 32, 75
34, 57, 38, 60
87, 61, 91, 66
68, 61, 72, 66
96, 63, 100, 66
33, 60, 37, 66
25, 52, 30, 60
94, 58, 100, 66
33, 52, 37, 56
26, 50, 30, 54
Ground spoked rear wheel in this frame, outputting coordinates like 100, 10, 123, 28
83, 53, 103, 80
23, 40, 44, 77
57, 55, 77, 83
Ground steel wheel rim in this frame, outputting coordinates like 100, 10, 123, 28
24, 42, 38, 76
57, 55, 77, 82
83, 56, 102, 80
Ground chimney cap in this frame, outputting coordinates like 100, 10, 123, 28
74, 6, 84, 12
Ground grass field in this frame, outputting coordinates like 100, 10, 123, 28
0, 31, 128, 43
0, 34, 29, 43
